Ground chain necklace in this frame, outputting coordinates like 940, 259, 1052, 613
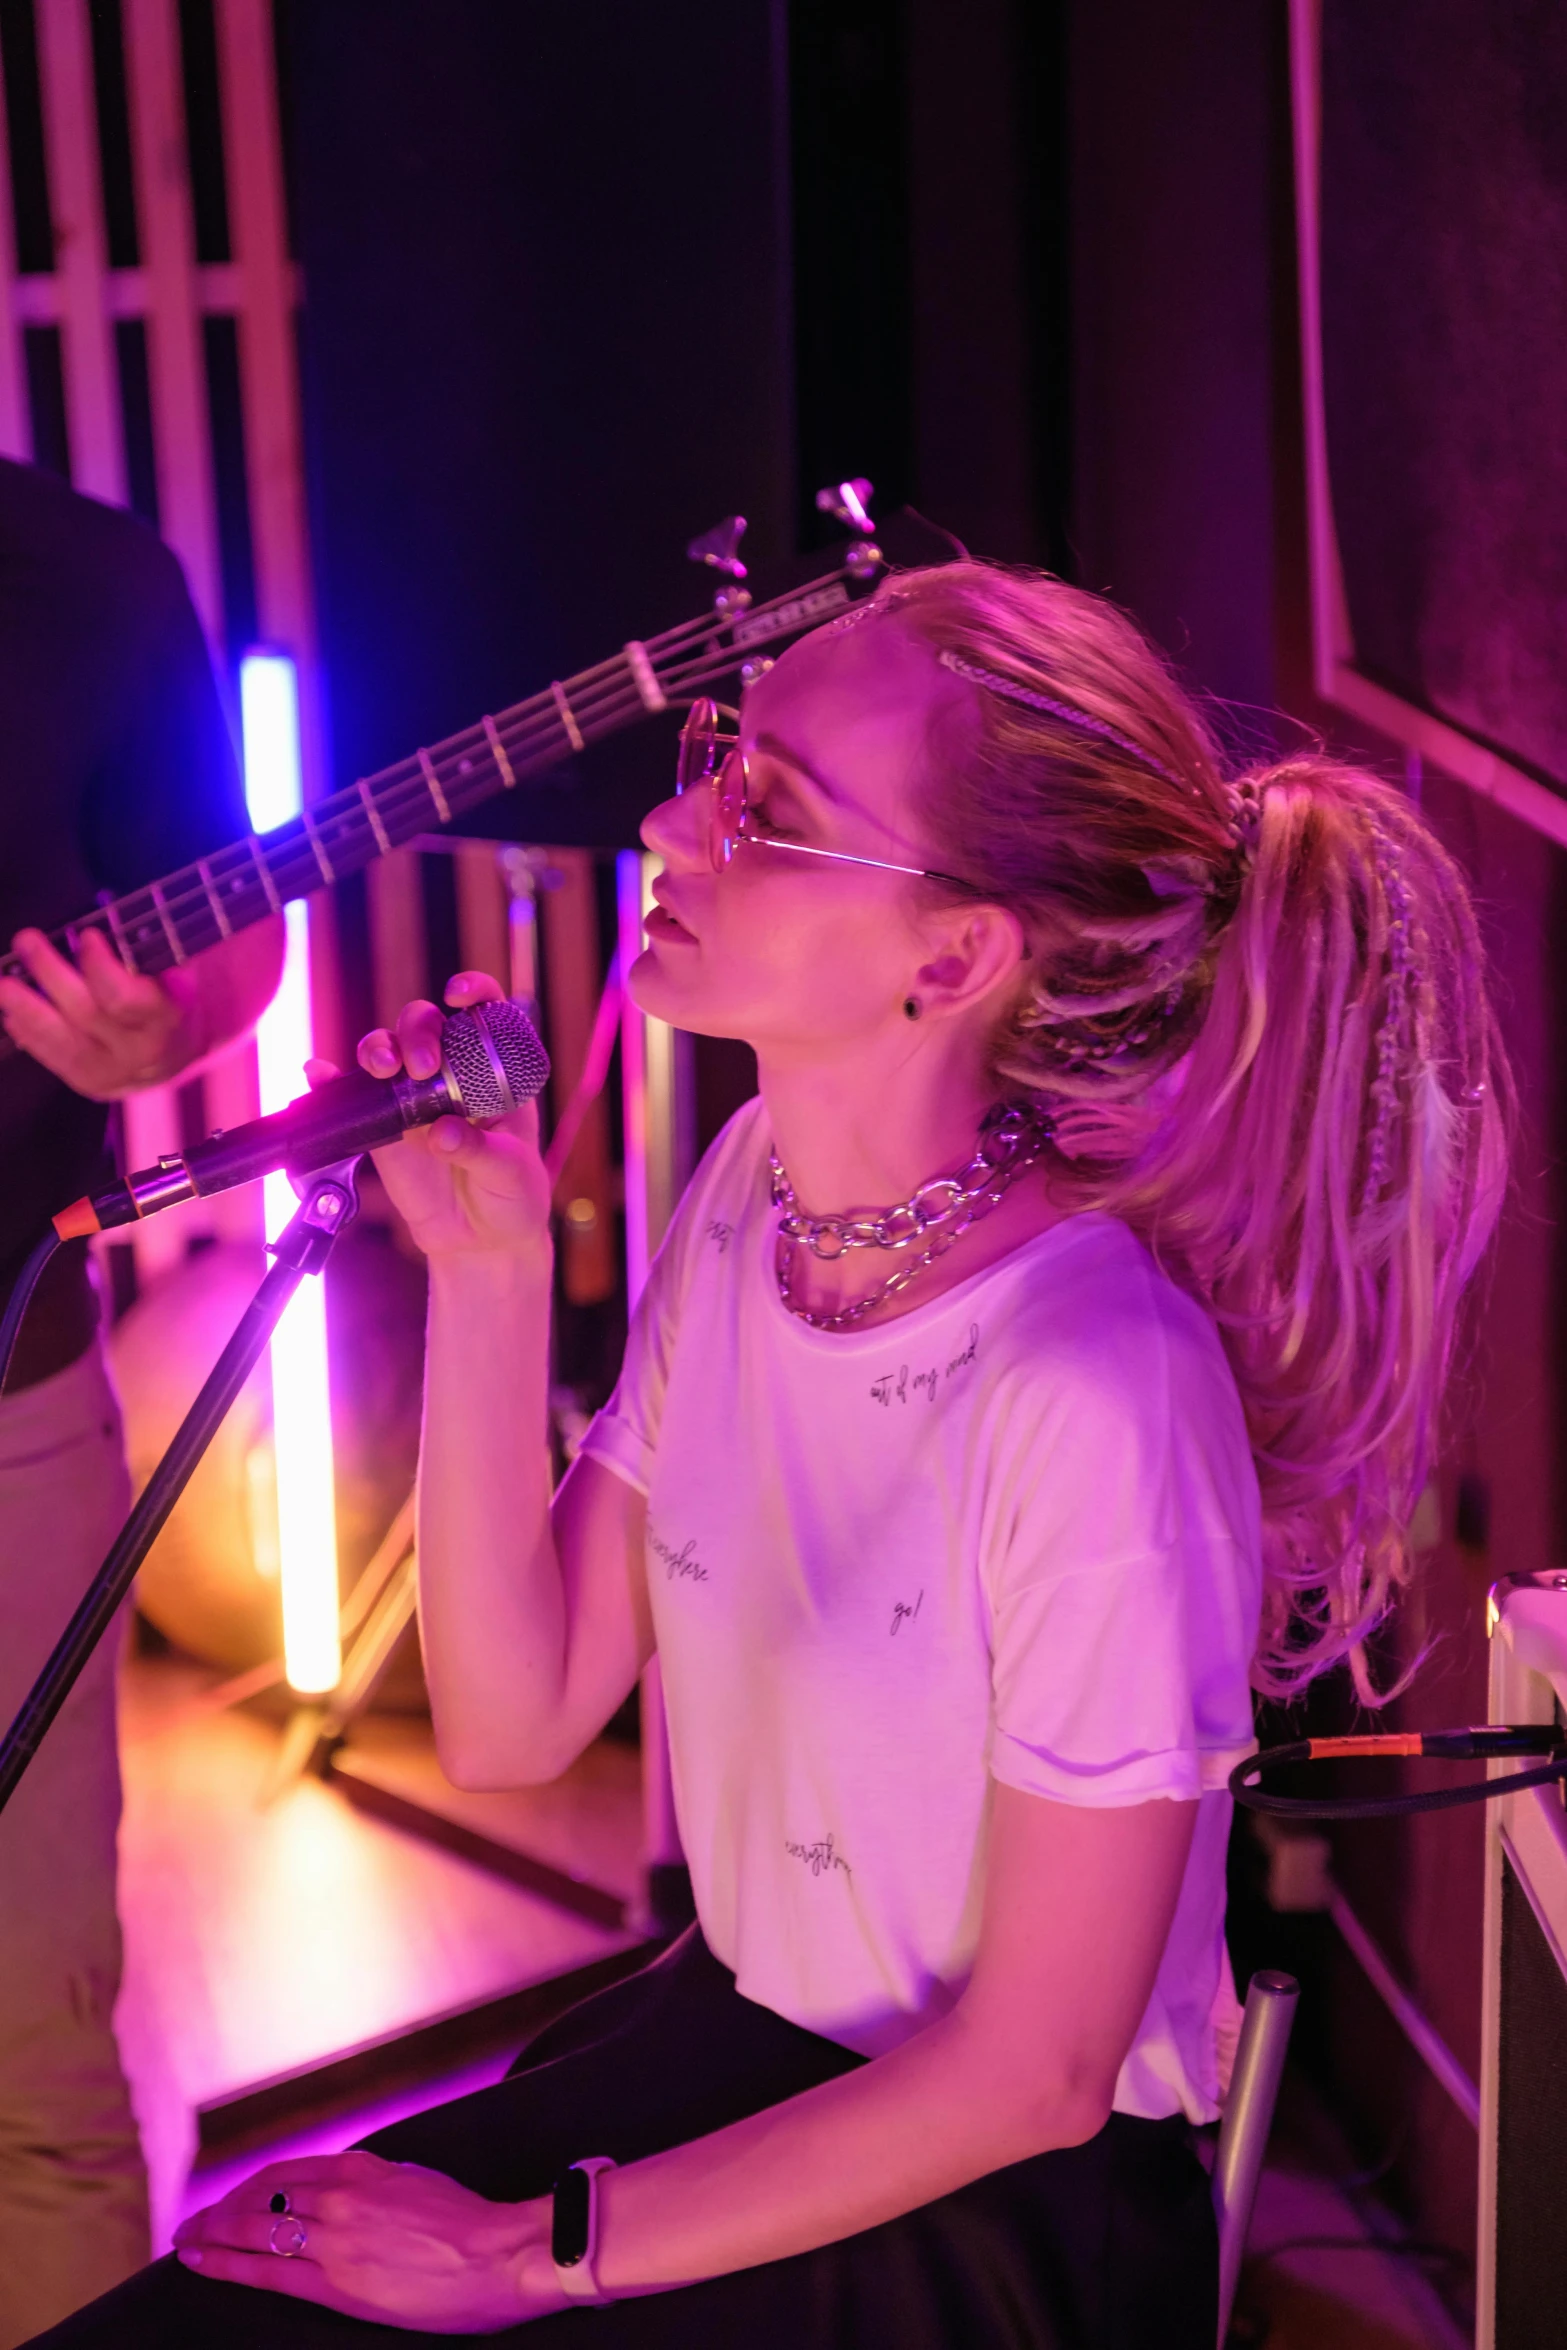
769, 1104, 1052, 1333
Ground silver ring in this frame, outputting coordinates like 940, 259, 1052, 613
269, 2214, 308, 2259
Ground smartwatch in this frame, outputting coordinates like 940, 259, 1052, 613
550, 2156, 618, 2303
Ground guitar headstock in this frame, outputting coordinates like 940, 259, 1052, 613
685, 514, 749, 579
814, 477, 876, 535
660, 482, 964, 705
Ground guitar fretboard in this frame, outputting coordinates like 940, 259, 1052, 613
0, 566, 858, 990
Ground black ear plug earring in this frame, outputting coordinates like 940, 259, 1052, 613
903, 997, 922, 1021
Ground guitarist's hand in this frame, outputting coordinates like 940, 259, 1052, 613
0, 925, 203, 1098
309, 970, 553, 1267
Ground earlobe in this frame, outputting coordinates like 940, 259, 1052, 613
913, 906, 1029, 1017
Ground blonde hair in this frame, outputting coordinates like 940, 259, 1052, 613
874, 561, 1509, 1698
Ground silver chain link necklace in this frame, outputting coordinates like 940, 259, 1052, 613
769, 1105, 1052, 1332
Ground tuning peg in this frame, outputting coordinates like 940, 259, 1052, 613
815, 478, 875, 534
686, 515, 749, 578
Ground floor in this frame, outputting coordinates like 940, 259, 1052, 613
1224, 2077, 1472, 2350
113, 1654, 1474, 2343
115, 1653, 643, 2252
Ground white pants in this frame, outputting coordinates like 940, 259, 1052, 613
0, 1344, 148, 2348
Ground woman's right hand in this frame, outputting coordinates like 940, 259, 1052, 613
323, 971, 553, 1265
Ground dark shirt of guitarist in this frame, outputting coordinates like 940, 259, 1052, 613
0, 456, 282, 2341
0, 456, 283, 1389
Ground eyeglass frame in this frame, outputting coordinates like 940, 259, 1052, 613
674, 697, 970, 889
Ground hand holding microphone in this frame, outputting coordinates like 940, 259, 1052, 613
348, 972, 556, 1263
53, 972, 556, 1267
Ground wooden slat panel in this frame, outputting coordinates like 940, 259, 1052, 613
454, 841, 510, 992
212, 0, 312, 696
204, 1030, 264, 1243
639, 856, 695, 1255
34, 0, 124, 500
120, 1079, 193, 1278
215, 0, 343, 1059
122, 0, 223, 641
541, 850, 615, 1305
368, 851, 429, 1032
122, 0, 261, 1247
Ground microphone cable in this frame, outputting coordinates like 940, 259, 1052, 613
1231, 1725, 1567, 1820
0, 1228, 62, 1392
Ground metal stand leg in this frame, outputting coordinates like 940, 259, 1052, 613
0, 1167, 361, 1816
1214, 1969, 1299, 2346
263, 1548, 420, 1800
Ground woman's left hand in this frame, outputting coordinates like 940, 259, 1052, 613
173, 2149, 569, 2331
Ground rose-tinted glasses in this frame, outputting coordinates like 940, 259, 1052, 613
674, 698, 967, 886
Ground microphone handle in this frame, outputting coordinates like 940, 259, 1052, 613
189, 1067, 457, 1194
75, 1066, 458, 1234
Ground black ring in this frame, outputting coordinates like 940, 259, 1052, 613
269, 2191, 290, 2215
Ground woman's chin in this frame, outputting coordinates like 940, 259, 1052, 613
626, 942, 683, 1015
628, 954, 759, 1047
629, 946, 706, 1024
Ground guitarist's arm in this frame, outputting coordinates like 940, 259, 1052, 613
0, 913, 284, 1100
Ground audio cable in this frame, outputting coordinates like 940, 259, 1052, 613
1231, 1724, 1567, 1819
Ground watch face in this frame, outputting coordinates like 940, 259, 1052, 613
552, 2165, 593, 2267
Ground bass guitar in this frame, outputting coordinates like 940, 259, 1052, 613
0, 493, 960, 1056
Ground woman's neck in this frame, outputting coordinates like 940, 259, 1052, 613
750, 1038, 1060, 1329
757, 1040, 996, 1218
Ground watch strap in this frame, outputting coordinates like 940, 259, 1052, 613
551, 2156, 618, 2304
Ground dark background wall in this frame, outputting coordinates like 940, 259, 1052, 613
1068, 2, 1283, 730
284, 0, 1289, 820
279, 0, 1567, 2305
281, 0, 795, 866
1320, 0, 1567, 789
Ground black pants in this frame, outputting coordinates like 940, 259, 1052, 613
28, 1928, 1217, 2349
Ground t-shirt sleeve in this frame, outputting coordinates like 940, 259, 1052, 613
80, 539, 247, 893
575, 1247, 684, 1497
985, 1283, 1261, 1809
578, 1101, 760, 1496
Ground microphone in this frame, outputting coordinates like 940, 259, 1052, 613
54, 998, 550, 1239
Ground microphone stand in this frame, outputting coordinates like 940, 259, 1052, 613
0, 1163, 362, 1817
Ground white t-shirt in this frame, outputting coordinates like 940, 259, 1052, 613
581, 1098, 1262, 2122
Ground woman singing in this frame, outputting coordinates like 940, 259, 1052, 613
36, 564, 1507, 2348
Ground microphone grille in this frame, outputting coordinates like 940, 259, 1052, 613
440, 999, 552, 1121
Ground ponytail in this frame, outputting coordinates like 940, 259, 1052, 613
874, 561, 1510, 1696
1100, 762, 1508, 1696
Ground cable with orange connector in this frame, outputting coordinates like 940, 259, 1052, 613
1231, 1726, 1567, 1820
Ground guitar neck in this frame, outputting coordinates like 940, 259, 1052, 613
0, 561, 865, 991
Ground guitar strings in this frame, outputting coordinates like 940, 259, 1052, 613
47, 601, 747, 956
99, 631, 749, 944
0, 572, 853, 981
129, 600, 779, 927
12, 658, 707, 973
0, 646, 755, 977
